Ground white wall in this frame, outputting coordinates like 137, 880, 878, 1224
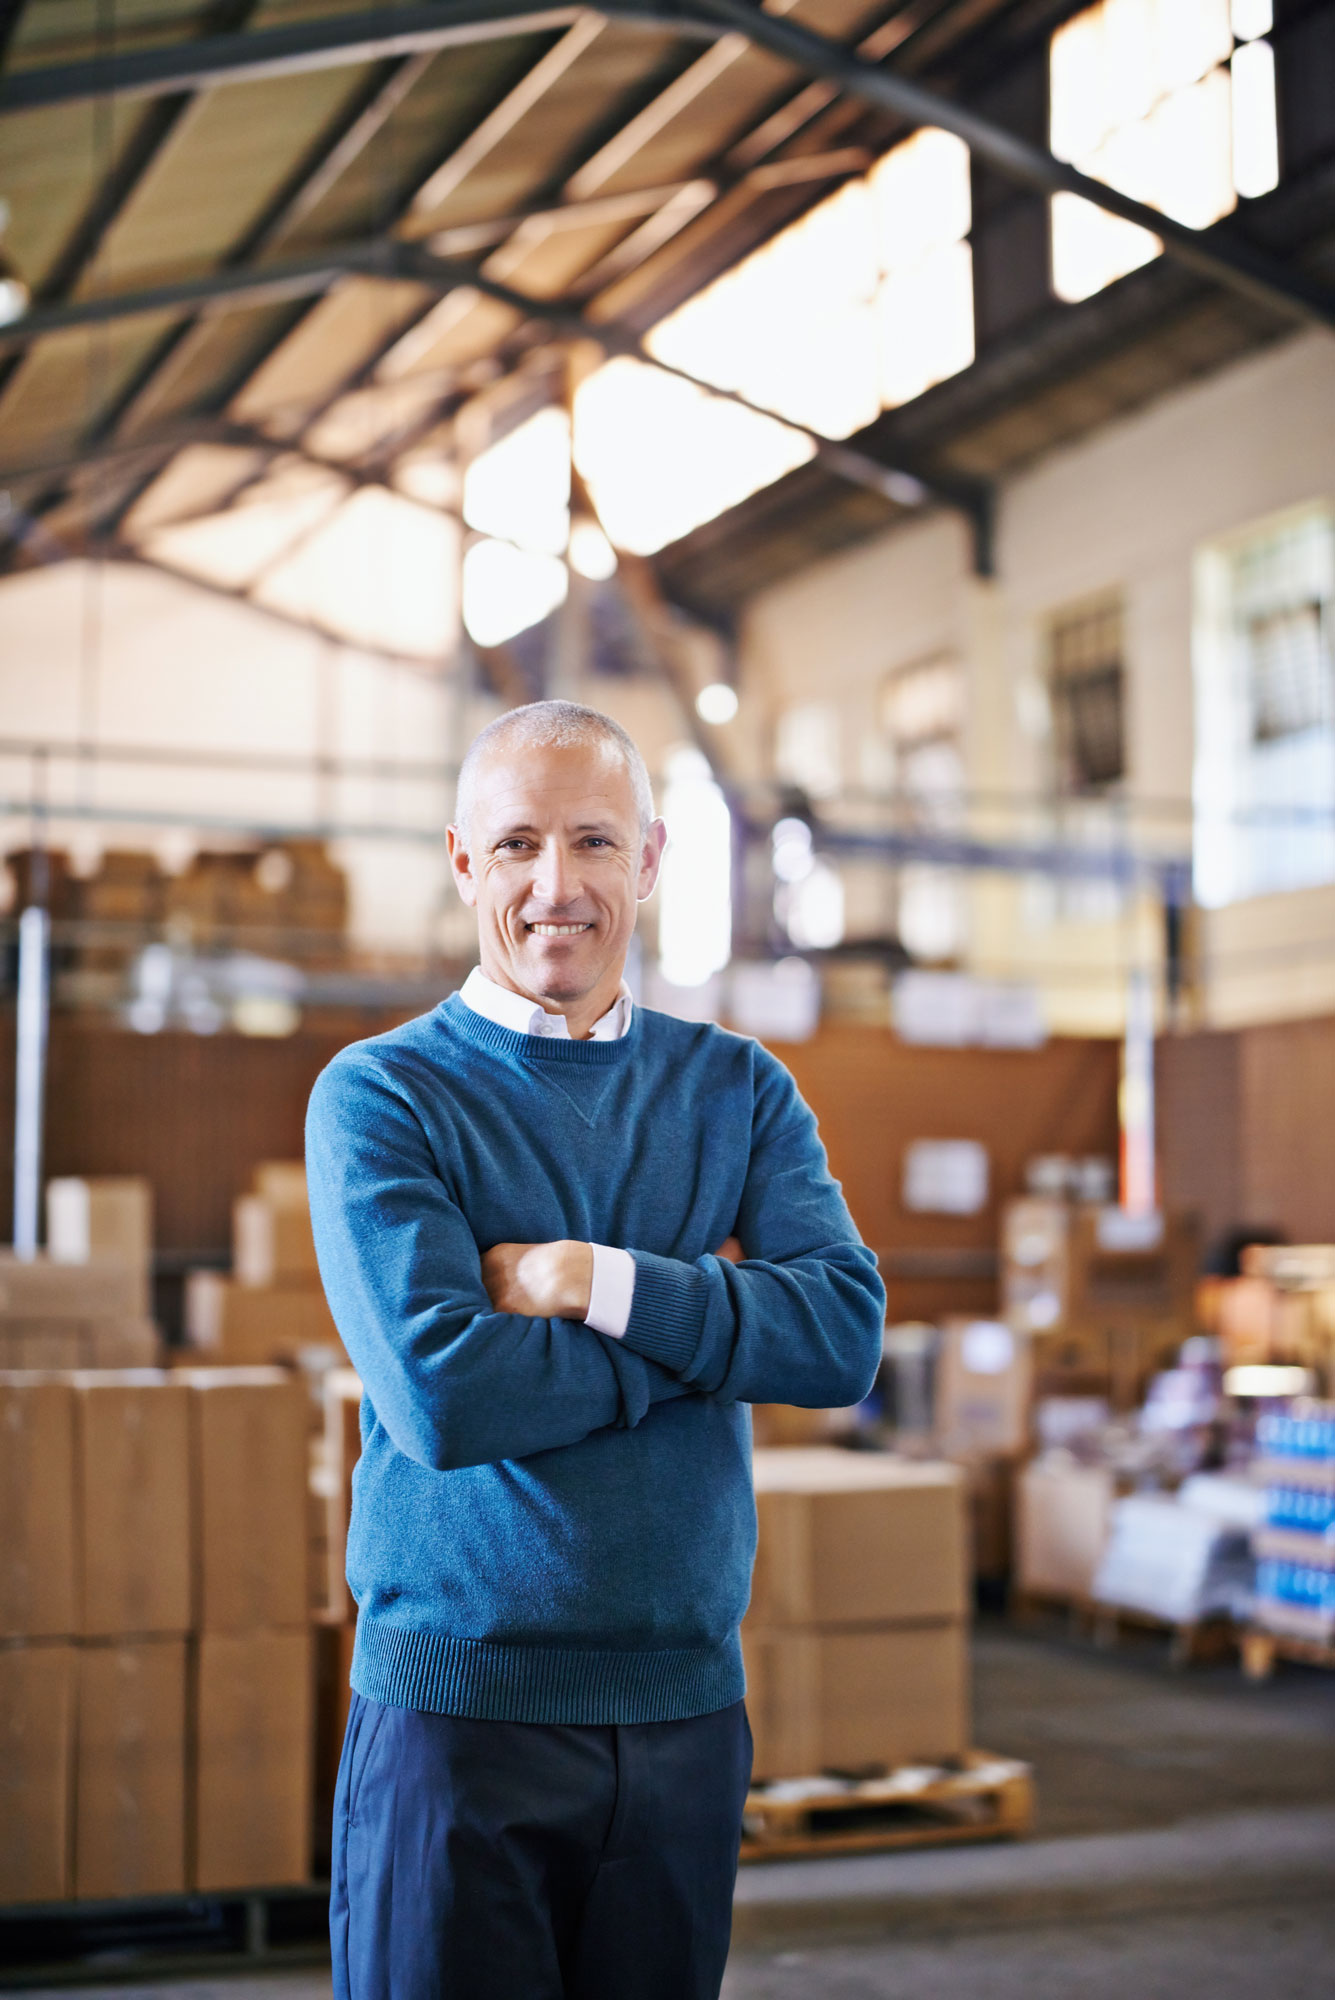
740, 330, 1335, 1032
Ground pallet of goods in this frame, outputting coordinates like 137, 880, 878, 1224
0, 1176, 158, 1371
1243, 1400, 1335, 1679
742, 1752, 1034, 1859
739, 1447, 1032, 1860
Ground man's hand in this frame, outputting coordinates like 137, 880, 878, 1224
482, 1241, 594, 1321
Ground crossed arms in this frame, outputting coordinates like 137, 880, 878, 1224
306, 1051, 884, 1475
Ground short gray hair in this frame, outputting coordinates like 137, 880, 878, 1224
454, 700, 655, 845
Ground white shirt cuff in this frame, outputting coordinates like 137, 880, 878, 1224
585, 1244, 636, 1339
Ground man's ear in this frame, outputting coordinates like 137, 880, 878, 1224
446, 825, 479, 909
637, 818, 668, 902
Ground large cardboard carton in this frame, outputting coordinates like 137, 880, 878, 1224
0, 1320, 158, 1373
743, 1622, 968, 1781
748, 1449, 968, 1629
317, 1370, 363, 1622
74, 1639, 187, 1899
180, 1369, 308, 1632
0, 1253, 142, 1321
0, 1374, 76, 1639
312, 1620, 357, 1875
936, 1320, 1035, 1459
0, 1642, 75, 1905
233, 1196, 319, 1289
252, 1161, 309, 1209
193, 1630, 313, 1890
1015, 1457, 1115, 1602
184, 1271, 343, 1364
47, 1178, 153, 1317
75, 1373, 191, 1637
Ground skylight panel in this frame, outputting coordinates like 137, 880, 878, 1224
143, 462, 348, 591
572, 358, 815, 557
1051, 0, 1279, 304
461, 407, 571, 557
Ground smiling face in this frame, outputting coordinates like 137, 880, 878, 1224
447, 736, 666, 1037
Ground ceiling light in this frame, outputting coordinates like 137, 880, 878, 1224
696, 682, 739, 724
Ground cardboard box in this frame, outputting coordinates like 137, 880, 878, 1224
936, 1320, 1034, 1459
0, 1252, 142, 1321
0, 1374, 77, 1639
0, 1641, 75, 1905
743, 1621, 969, 1780
184, 1271, 343, 1364
0, 1319, 158, 1372
318, 1369, 363, 1622
312, 1620, 357, 1875
1015, 1457, 1115, 1602
75, 1372, 191, 1637
46, 1178, 153, 1317
252, 1161, 309, 1209
234, 1195, 318, 1289
74, 1639, 187, 1899
181, 1369, 309, 1632
1000, 1197, 1069, 1334
749, 1449, 968, 1629
193, 1630, 313, 1890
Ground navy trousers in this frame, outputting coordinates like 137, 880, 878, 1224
330, 1693, 752, 2000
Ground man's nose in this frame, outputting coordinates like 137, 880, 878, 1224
532, 841, 580, 906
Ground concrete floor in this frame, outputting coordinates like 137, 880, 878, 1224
16, 1619, 1335, 1999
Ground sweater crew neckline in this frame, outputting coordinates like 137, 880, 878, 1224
440, 990, 637, 1066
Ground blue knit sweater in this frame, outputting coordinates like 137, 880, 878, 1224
306, 994, 884, 1725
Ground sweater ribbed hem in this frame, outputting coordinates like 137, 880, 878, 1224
351, 1618, 745, 1724
620, 1249, 708, 1375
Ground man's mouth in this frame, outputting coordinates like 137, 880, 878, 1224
526, 922, 593, 937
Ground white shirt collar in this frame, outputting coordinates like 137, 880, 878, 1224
460, 966, 633, 1043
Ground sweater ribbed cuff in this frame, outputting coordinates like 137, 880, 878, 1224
621, 1250, 709, 1376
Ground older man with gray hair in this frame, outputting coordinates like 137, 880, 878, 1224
308, 699, 884, 2000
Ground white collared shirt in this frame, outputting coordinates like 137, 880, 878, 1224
458, 968, 637, 1339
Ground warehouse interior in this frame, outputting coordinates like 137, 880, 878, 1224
2, 0, 1335, 1990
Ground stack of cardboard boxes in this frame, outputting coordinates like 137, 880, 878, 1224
0, 1368, 312, 1907
185, 1162, 343, 1365
743, 1449, 970, 1780
933, 1318, 1035, 1586
0, 1177, 158, 1371
1002, 1197, 1198, 1409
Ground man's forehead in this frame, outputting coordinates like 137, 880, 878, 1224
470, 740, 636, 825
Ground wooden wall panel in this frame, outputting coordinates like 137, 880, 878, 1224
1238, 1015, 1335, 1244
771, 1028, 1121, 1322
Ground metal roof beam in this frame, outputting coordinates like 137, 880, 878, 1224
685, 0, 1335, 334
0, 2, 721, 113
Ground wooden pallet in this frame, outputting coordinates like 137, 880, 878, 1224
740, 1751, 1034, 1861
1013, 1590, 1237, 1668
1241, 1625, 1335, 1681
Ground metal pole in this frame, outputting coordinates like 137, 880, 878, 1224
13, 904, 51, 1257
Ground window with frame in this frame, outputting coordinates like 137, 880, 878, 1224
879, 654, 968, 961
1049, 595, 1126, 795
1050, 0, 1280, 305
1194, 508, 1335, 906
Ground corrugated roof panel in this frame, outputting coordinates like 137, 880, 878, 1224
0, 317, 179, 464
113, 301, 315, 435
0, 96, 158, 292
230, 278, 436, 435
376, 288, 523, 379
304, 373, 453, 462
77, 66, 377, 293
123, 443, 271, 537
481, 212, 658, 300
405, 21, 686, 236
6, 0, 216, 66
275, 35, 569, 254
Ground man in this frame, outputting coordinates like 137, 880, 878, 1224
307, 699, 884, 2000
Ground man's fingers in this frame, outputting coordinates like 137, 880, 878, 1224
714, 1236, 744, 1264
